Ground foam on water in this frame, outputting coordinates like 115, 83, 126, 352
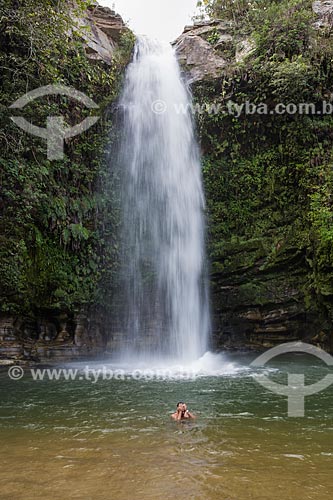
70, 351, 252, 380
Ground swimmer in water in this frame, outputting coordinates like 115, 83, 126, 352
171, 402, 196, 420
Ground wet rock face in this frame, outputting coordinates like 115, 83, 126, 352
210, 240, 329, 351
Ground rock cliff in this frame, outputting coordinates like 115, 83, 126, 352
173, 19, 254, 83
0, 1, 134, 365
75, 3, 131, 64
174, 0, 333, 353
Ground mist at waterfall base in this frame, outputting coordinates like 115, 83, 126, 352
110, 36, 214, 373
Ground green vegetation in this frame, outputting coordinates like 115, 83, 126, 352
0, 0, 134, 314
195, 0, 333, 323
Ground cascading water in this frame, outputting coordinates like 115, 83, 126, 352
116, 36, 210, 362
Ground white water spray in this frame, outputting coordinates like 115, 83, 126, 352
116, 37, 210, 362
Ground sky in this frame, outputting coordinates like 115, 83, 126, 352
99, 0, 199, 42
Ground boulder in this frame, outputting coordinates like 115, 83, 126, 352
174, 34, 227, 83
173, 19, 254, 83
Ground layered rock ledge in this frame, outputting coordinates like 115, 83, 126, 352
74, 3, 131, 65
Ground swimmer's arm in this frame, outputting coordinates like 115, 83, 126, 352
187, 411, 196, 419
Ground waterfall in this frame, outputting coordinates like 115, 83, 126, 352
116, 36, 210, 362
